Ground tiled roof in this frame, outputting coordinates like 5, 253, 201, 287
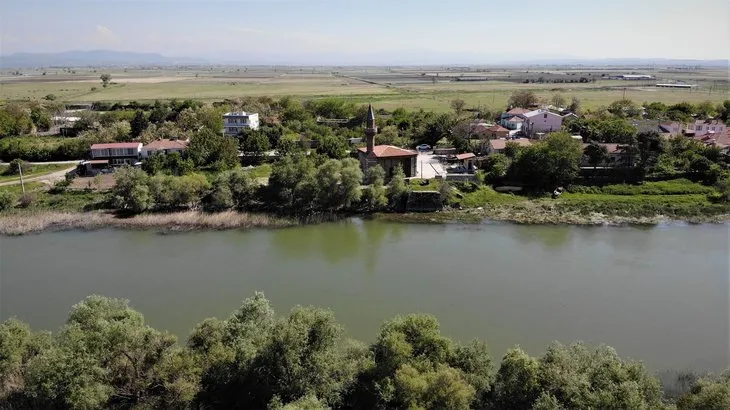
455, 153, 476, 160
357, 145, 418, 158
506, 107, 530, 115
506, 116, 524, 122
489, 138, 533, 150
90, 142, 141, 150
144, 139, 189, 150
487, 124, 509, 132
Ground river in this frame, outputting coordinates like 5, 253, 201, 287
1, 220, 728, 373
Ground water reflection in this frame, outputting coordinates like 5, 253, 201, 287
511, 225, 573, 251
268, 219, 404, 273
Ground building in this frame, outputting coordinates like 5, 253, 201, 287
522, 109, 564, 138
482, 124, 510, 138
455, 152, 476, 171
487, 138, 533, 154
500, 107, 530, 128
223, 111, 260, 136
502, 116, 524, 131
581, 143, 632, 167
358, 105, 418, 178
631, 120, 683, 138
142, 139, 189, 158
687, 119, 727, 137
90, 142, 142, 165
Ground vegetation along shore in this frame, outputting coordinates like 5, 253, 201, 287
1, 293, 728, 409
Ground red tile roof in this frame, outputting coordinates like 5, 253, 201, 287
506, 116, 524, 122
143, 139, 189, 151
357, 145, 418, 158
507, 107, 530, 115
489, 138, 533, 150
90, 142, 141, 150
487, 124, 509, 132
456, 153, 476, 160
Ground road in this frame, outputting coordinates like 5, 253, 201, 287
0, 160, 82, 165
416, 152, 445, 179
0, 166, 77, 187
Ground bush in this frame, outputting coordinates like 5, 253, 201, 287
18, 192, 37, 208
2, 159, 33, 176
0, 190, 16, 211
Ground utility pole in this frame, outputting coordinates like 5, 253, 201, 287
18, 162, 25, 195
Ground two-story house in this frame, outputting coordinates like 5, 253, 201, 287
687, 120, 727, 137
142, 139, 189, 158
90, 142, 142, 165
522, 109, 564, 138
223, 111, 260, 136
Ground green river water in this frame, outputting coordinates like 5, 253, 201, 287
1, 220, 728, 372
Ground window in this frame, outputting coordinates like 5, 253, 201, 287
543, 113, 548, 119
696, 125, 702, 131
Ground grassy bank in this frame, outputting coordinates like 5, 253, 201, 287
0, 163, 70, 183
0, 210, 295, 236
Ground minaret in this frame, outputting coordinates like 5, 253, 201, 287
365, 104, 377, 155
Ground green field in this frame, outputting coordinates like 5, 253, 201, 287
2, 66, 727, 112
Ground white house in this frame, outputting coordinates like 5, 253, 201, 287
223, 111, 260, 136
89, 142, 142, 165
142, 139, 189, 158
522, 109, 564, 138
687, 120, 726, 137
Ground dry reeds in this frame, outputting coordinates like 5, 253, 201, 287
0, 210, 295, 235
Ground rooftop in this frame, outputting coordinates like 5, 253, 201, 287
489, 138, 533, 150
455, 152, 476, 160
487, 124, 509, 132
506, 107, 531, 115
224, 111, 258, 117
505, 116, 524, 122
357, 145, 418, 158
144, 139, 189, 150
90, 142, 142, 150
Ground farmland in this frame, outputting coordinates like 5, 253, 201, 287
1, 65, 727, 112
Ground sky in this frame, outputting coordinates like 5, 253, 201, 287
1, 0, 728, 63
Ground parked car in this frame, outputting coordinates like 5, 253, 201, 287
417, 144, 431, 151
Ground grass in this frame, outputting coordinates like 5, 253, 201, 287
556, 193, 729, 218
409, 178, 441, 191
0, 163, 70, 183
568, 179, 715, 196
245, 163, 272, 179
457, 186, 523, 207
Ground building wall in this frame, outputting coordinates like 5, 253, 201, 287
91, 147, 141, 159
525, 112, 563, 137
223, 113, 260, 135
359, 153, 416, 178
141, 147, 185, 158
689, 122, 727, 137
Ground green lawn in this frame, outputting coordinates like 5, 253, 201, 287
409, 178, 441, 191
456, 186, 523, 207
245, 163, 272, 179
0, 163, 70, 183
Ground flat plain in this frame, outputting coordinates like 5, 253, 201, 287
1, 66, 727, 111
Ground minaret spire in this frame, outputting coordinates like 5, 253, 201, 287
365, 104, 377, 155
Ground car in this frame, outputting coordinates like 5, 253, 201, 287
416, 144, 431, 151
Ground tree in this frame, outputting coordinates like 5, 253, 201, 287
508, 90, 538, 108
130, 110, 150, 138
584, 141, 610, 169
362, 165, 387, 211
386, 165, 409, 210
30, 106, 52, 131
677, 372, 730, 410
550, 94, 566, 108
492, 348, 542, 409
418, 113, 454, 147
568, 96, 581, 114
636, 131, 665, 176
450, 99, 466, 117
608, 99, 642, 118
111, 166, 153, 212
316, 135, 348, 159
482, 153, 510, 182
100, 73, 111, 87
188, 129, 239, 171
503, 141, 522, 159
240, 129, 271, 158
510, 132, 582, 191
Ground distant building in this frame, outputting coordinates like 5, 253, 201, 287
500, 107, 531, 128
656, 83, 696, 88
522, 109, 564, 138
581, 143, 632, 167
612, 74, 654, 80
487, 138, 533, 155
90, 142, 142, 166
687, 119, 727, 137
223, 111, 260, 136
482, 124, 510, 139
142, 139, 189, 158
358, 105, 418, 178
502, 116, 524, 131
631, 120, 683, 138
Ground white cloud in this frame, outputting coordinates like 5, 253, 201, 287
94, 25, 121, 45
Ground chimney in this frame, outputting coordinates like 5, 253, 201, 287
365, 104, 377, 155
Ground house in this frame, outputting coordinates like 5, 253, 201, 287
687, 119, 727, 137
522, 109, 564, 138
581, 143, 632, 167
500, 107, 530, 127
481, 124, 510, 138
487, 138, 533, 154
142, 139, 189, 158
90, 142, 142, 165
223, 111, 260, 136
455, 152, 476, 171
358, 105, 418, 177
692, 129, 730, 150
502, 116, 524, 131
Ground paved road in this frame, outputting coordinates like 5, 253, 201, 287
0, 166, 77, 187
416, 152, 445, 179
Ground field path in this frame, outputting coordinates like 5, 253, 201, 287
0, 166, 76, 187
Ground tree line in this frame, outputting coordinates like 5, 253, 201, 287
1, 293, 726, 409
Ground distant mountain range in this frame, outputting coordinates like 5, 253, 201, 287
0, 49, 726, 68
0, 50, 204, 68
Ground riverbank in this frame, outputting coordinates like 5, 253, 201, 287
0, 210, 295, 235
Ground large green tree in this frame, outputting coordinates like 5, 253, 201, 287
510, 132, 583, 190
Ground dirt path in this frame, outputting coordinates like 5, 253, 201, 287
0, 166, 76, 187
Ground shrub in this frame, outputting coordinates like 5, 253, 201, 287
18, 192, 37, 208
0, 190, 16, 211
2, 159, 33, 176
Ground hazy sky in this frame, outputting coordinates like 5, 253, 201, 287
1, 0, 728, 62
